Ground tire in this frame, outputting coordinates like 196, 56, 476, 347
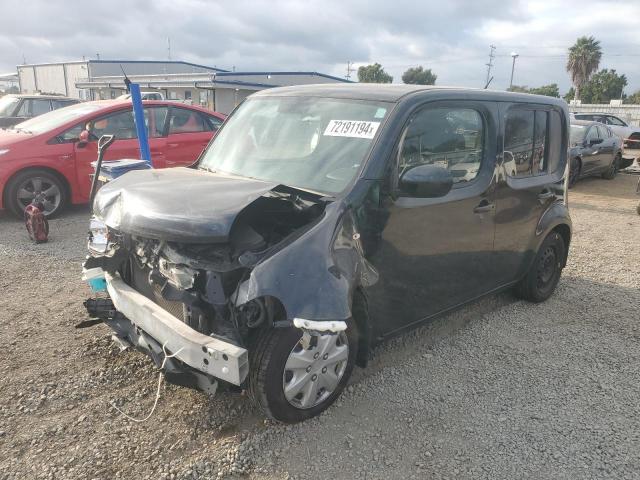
515, 231, 566, 303
568, 157, 581, 188
249, 322, 357, 423
602, 154, 620, 180
5, 169, 68, 218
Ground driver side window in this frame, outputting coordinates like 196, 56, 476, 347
399, 107, 484, 185
88, 109, 137, 140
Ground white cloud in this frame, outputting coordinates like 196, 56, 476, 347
0, 0, 638, 94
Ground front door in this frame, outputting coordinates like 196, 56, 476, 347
73, 107, 168, 200
366, 101, 498, 337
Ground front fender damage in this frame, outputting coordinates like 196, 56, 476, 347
233, 202, 378, 325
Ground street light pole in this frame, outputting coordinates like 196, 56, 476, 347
509, 52, 519, 89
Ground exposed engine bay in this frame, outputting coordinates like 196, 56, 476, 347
88, 186, 326, 349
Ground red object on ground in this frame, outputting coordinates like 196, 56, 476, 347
24, 202, 49, 243
0, 100, 226, 216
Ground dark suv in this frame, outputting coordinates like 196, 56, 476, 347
0, 94, 79, 128
84, 85, 571, 423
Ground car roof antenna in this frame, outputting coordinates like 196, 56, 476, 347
120, 65, 132, 93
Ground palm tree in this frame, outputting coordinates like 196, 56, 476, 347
566, 36, 602, 101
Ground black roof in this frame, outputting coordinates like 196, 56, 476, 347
252, 83, 568, 106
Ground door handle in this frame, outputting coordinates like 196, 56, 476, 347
473, 200, 495, 214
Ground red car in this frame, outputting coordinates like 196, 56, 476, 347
0, 100, 225, 217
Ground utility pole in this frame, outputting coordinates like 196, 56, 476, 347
509, 52, 519, 89
485, 45, 496, 87
96, 52, 101, 60
167, 37, 171, 60
346, 61, 356, 80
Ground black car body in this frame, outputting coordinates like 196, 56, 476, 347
0, 94, 80, 128
84, 85, 572, 422
568, 120, 624, 187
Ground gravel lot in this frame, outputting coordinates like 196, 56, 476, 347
0, 174, 639, 480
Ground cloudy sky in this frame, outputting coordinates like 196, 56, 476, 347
1, 0, 639, 94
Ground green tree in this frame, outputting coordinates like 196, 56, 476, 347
507, 84, 559, 97
528, 83, 560, 97
579, 69, 627, 103
357, 63, 393, 83
564, 87, 576, 102
401, 66, 437, 85
566, 36, 602, 101
625, 90, 640, 105
507, 85, 530, 93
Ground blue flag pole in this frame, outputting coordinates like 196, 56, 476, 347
129, 83, 152, 166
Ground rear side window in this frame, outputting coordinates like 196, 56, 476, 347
504, 109, 548, 177
31, 99, 52, 116
399, 107, 484, 185
51, 99, 76, 109
168, 108, 209, 134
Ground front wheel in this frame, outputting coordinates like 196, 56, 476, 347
5, 169, 68, 218
249, 324, 357, 423
602, 154, 620, 179
515, 231, 566, 303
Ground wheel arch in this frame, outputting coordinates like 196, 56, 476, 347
3, 165, 72, 207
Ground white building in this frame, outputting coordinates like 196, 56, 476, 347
17, 60, 350, 114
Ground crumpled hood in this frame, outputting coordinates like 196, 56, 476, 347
93, 167, 278, 243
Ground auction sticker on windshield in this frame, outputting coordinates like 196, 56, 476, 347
324, 120, 380, 139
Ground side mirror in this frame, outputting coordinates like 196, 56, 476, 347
76, 129, 90, 148
588, 138, 603, 146
399, 164, 453, 198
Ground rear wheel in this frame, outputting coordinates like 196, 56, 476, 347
5, 169, 67, 218
249, 323, 357, 423
515, 231, 566, 303
568, 157, 581, 188
602, 153, 620, 179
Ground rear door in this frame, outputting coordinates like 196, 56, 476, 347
164, 107, 217, 167
581, 125, 603, 174
596, 125, 615, 172
493, 104, 565, 284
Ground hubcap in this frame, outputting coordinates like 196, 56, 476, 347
16, 176, 61, 215
536, 246, 557, 288
283, 332, 349, 409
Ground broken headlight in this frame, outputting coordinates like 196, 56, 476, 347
88, 217, 118, 257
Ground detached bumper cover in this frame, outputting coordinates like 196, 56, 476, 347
104, 271, 249, 386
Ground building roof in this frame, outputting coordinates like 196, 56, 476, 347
214, 71, 351, 83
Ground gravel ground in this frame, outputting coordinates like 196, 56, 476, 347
0, 174, 639, 480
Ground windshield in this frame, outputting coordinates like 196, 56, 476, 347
11, 102, 104, 134
0, 96, 20, 117
198, 96, 391, 194
570, 125, 586, 145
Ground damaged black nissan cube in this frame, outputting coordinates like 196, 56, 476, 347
83, 85, 571, 423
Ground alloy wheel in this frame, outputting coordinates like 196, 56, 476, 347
16, 176, 62, 216
282, 332, 349, 409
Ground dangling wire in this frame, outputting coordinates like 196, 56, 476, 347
110, 341, 183, 423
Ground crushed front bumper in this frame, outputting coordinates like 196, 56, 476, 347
95, 270, 249, 390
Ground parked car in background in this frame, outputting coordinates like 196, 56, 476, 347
83, 85, 572, 423
117, 91, 165, 101
571, 112, 640, 152
0, 100, 225, 217
0, 94, 80, 128
568, 120, 623, 187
